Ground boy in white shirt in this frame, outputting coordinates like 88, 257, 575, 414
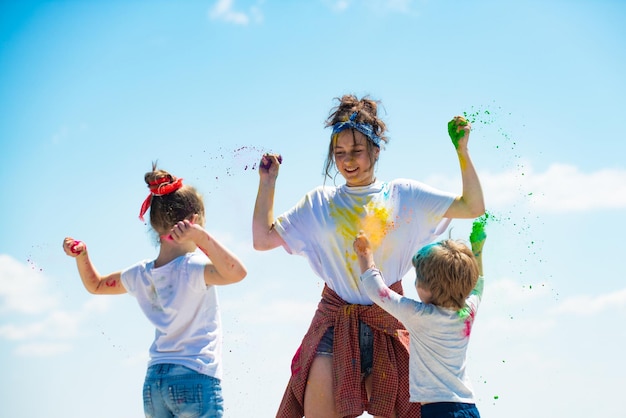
353, 219, 486, 418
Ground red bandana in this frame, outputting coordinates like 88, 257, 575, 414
138, 177, 184, 221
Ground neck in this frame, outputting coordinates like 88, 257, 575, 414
347, 177, 376, 187
154, 239, 197, 268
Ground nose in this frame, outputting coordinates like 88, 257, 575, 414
339, 152, 356, 164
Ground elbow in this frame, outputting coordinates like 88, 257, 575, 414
252, 236, 274, 251
471, 204, 486, 218
235, 266, 248, 283
463, 198, 485, 219
85, 284, 102, 295
226, 267, 247, 285
252, 240, 264, 251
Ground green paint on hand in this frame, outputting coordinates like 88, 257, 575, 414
447, 119, 467, 149
470, 212, 490, 244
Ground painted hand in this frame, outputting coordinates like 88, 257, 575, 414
63, 237, 85, 257
448, 116, 471, 149
353, 230, 372, 257
470, 215, 488, 255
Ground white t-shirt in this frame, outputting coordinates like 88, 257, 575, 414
121, 250, 222, 379
274, 179, 455, 304
361, 268, 484, 403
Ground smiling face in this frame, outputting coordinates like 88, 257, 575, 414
333, 129, 380, 187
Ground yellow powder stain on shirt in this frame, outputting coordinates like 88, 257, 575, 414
329, 198, 397, 290
330, 203, 365, 243
360, 201, 393, 249
345, 249, 359, 289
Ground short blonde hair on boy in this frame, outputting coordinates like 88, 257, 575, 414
412, 240, 479, 310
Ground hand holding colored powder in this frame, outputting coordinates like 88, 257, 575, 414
470, 214, 488, 255
259, 153, 283, 170
63, 237, 86, 257
448, 116, 470, 149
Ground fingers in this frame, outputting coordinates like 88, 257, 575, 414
448, 116, 471, 149
169, 220, 187, 240
259, 153, 283, 171
450, 116, 471, 132
168, 219, 196, 242
63, 237, 85, 256
353, 230, 370, 253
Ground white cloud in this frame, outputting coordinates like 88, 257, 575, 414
241, 299, 318, 324
484, 277, 552, 304
15, 342, 73, 357
0, 254, 59, 314
82, 296, 114, 314
428, 162, 626, 213
524, 163, 626, 212
326, 0, 350, 12
550, 287, 626, 316
325, 0, 415, 14
0, 311, 79, 341
0, 254, 115, 357
224, 292, 317, 325
483, 279, 626, 318
209, 0, 264, 25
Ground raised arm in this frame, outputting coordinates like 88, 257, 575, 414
62, 238, 126, 295
252, 153, 286, 251
169, 220, 247, 286
470, 217, 487, 276
444, 116, 485, 219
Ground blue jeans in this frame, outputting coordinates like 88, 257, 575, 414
143, 364, 224, 418
316, 321, 374, 376
421, 402, 480, 418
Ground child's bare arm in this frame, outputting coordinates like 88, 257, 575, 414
62, 237, 126, 295
170, 220, 247, 286
470, 219, 487, 276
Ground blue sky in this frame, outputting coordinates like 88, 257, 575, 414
1, 0, 625, 417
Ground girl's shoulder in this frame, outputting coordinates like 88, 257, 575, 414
389, 178, 427, 189
302, 184, 340, 202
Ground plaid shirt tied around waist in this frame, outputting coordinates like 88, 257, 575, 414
277, 282, 421, 418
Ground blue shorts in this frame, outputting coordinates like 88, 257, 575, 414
421, 402, 480, 418
143, 363, 224, 418
316, 321, 374, 376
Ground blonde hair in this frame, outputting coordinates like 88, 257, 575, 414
144, 166, 205, 235
412, 240, 479, 310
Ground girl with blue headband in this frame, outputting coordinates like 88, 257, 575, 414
253, 94, 484, 418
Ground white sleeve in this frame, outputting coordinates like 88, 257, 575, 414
274, 192, 316, 256
360, 268, 419, 323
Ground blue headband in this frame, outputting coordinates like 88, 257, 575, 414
331, 112, 381, 147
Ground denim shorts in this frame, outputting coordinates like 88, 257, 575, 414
421, 402, 480, 418
316, 321, 374, 376
143, 363, 224, 418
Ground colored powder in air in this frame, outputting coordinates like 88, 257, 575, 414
470, 212, 491, 244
